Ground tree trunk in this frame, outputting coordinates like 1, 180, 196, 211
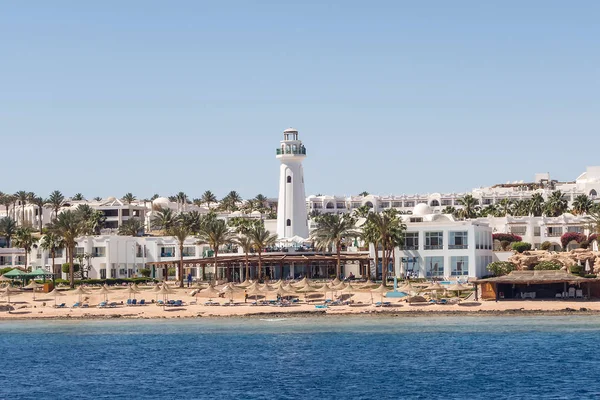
69, 245, 75, 288
245, 252, 249, 281
24, 251, 28, 271
178, 244, 184, 288
258, 251, 262, 281
51, 250, 56, 278
212, 249, 218, 283
38, 206, 43, 232
336, 242, 341, 279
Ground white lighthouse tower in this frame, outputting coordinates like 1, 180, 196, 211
276, 128, 309, 239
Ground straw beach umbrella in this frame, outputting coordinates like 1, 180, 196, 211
198, 284, 221, 299
398, 281, 417, 295
292, 277, 311, 288
1, 286, 21, 305
370, 284, 390, 304
315, 283, 333, 301
71, 286, 91, 303
125, 285, 141, 300
47, 288, 65, 307
246, 284, 264, 303
446, 282, 470, 299
98, 284, 111, 302
340, 283, 355, 301
23, 280, 43, 301
422, 282, 445, 299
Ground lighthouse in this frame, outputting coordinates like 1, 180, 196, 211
276, 128, 309, 239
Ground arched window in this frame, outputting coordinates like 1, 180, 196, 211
292, 144, 297, 153
430, 200, 440, 207
326, 202, 334, 209
286, 145, 291, 153
365, 201, 373, 209
287, 176, 292, 183
286, 219, 291, 226
590, 189, 597, 199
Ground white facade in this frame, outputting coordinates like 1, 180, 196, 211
276, 128, 309, 239
370, 204, 494, 279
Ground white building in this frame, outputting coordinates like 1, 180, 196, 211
276, 128, 309, 239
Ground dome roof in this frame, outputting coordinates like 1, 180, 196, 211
105, 196, 116, 202
250, 210, 262, 216
153, 197, 170, 204
412, 203, 432, 216
283, 127, 298, 133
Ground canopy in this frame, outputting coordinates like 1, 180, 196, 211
25, 268, 53, 278
315, 284, 332, 293
446, 283, 470, 292
371, 284, 390, 294
296, 284, 316, 293
292, 277, 311, 288
48, 288, 65, 306
3, 269, 24, 278
331, 278, 342, 286
341, 283, 356, 293
23, 281, 43, 289
423, 282, 445, 291
399, 281, 417, 293
473, 270, 597, 285
198, 285, 221, 298
71, 287, 91, 295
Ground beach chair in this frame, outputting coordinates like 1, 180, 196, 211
54, 303, 66, 308
72, 302, 81, 308
139, 299, 146, 305
174, 300, 183, 306
576, 289, 583, 299
157, 300, 165, 306
437, 299, 448, 305
568, 287, 576, 298
126, 299, 132, 306
109, 302, 117, 308
315, 304, 328, 309
98, 301, 108, 308
131, 299, 137, 305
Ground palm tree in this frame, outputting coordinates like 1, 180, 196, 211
545, 191, 568, 217
15, 190, 29, 226
358, 191, 369, 197
254, 194, 268, 208
479, 205, 499, 217
47, 210, 84, 288
47, 190, 65, 219
0, 194, 14, 219
151, 207, 176, 232
247, 224, 277, 280
175, 191, 188, 212
572, 194, 593, 215
225, 191, 242, 204
196, 218, 235, 282
0, 217, 17, 248
168, 222, 192, 288
512, 200, 531, 217
360, 219, 379, 279
150, 194, 160, 201
39, 232, 65, 277
179, 211, 204, 234
122, 193, 136, 205
117, 218, 144, 236
200, 190, 217, 208
30, 196, 46, 232
311, 213, 360, 280
496, 198, 513, 217
529, 193, 545, 216
93, 196, 103, 201
75, 204, 105, 235
233, 235, 253, 281
352, 205, 372, 218
367, 210, 406, 285
72, 193, 85, 201
456, 195, 479, 219
13, 227, 38, 269
441, 206, 457, 216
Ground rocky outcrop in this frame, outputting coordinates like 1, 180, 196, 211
508, 249, 600, 273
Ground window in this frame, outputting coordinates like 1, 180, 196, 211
430, 200, 440, 207
441, 199, 452, 206
351, 202, 361, 208
160, 246, 175, 257
75, 247, 85, 256
100, 269, 106, 279
449, 231, 468, 249
510, 226, 526, 236
287, 176, 292, 183
336, 202, 345, 209
417, 200, 427, 204
36, 253, 42, 259
534, 227, 541, 237
482, 198, 492, 205
547, 227, 562, 237
55, 248, 63, 258
380, 202, 390, 208
401, 232, 419, 250
451, 256, 469, 276
425, 256, 444, 277
286, 219, 291, 226
402, 257, 419, 274
92, 246, 106, 257
326, 202, 334, 209
392, 201, 402, 208
365, 202, 373, 208
567, 226, 584, 233
102, 209, 118, 217
404, 201, 415, 207
122, 209, 130, 217
409, 217, 423, 223
312, 203, 322, 209
425, 232, 443, 250
183, 246, 195, 257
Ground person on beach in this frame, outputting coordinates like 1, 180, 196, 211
187, 273, 192, 287
244, 291, 248, 303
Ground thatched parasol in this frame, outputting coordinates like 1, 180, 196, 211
1, 286, 22, 304
125, 285, 141, 299
370, 284, 390, 303
98, 284, 112, 302
71, 286, 91, 303
47, 288, 65, 306
23, 280, 43, 300
292, 277, 311, 288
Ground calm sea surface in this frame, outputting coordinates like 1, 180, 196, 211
1, 316, 599, 400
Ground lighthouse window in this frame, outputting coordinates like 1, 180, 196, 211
287, 176, 292, 183
286, 219, 291, 226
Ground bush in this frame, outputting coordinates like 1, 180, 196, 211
61, 263, 80, 274
486, 261, 517, 276
534, 261, 562, 270
167, 267, 176, 276
579, 240, 590, 249
0, 267, 14, 276
493, 233, 523, 243
52, 277, 158, 286
560, 232, 586, 249
540, 241, 552, 251
511, 242, 532, 253
139, 268, 151, 278
588, 234, 598, 243
500, 240, 511, 251
569, 265, 583, 275
584, 274, 597, 279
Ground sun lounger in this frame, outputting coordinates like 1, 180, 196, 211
54, 303, 66, 308
576, 289, 583, 299
131, 299, 137, 305
109, 302, 117, 308
157, 300, 165, 306
314, 305, 328, 309
437, 299, 448, 305
126, 299, 132, 306
72, 302, 81, 308
204, 301, 220, 306
568, 288, 576, 298
98, 301, 108, 308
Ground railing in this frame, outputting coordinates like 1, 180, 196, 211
547, 232, 562, 237
399, 245, 419, 250
160, 252, 174, 257
424, 245, 443, 250
276, 147, 307, 156
449, 245, 468, 250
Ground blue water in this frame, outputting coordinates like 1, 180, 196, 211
1, 316, 600, 399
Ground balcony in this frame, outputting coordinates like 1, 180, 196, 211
424, 245, 443, 250
276, 147, 307, 156
399, 245, 419, 251
449, 245, 468, 250
547, 231, 562, 237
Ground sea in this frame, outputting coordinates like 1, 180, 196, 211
1, 315, 599, 400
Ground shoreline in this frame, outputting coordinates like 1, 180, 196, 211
3, 307, 600, 321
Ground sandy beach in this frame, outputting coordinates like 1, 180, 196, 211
2, 283, 600, 320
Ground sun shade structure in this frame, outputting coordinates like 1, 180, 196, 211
1, 286, 22, 304
98, 285, 112, 302
3, 269, 25, 278
370, 284, 390, 304
474, 271, 597, 285
423, 282, 445, 291
23, 281, 43, 300
47, 289, 65, 306
71, 286, 91, 303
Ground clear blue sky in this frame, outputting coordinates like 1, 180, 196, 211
1, 1, 598, 200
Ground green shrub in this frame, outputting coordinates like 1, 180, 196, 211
500, 240, 511, 251
167, 267, 176, 276
540, 241, 552, 251
511, 242, 532, 253
579, 240, 590, 249
0, 267, 14, 276
569, 265, 583, 275
139, 268, 151, 278
584, 274, 597, 279
61, 263, 80, 273
533, 261, 561, 270
486, 261, 517, 276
